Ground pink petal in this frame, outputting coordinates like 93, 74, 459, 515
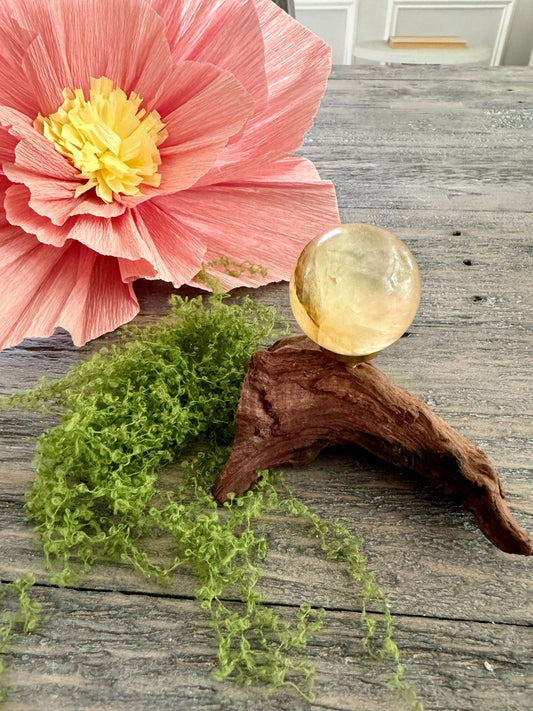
196, 0, 331, 187
0, 104, 80, 224
153, 62, 254, 195
150, 0, 269, 112
4, 183, 68, 245
5, 165, 125, 225
4, 184, 143, 255
4, 162, 125, 226
5, 183, 206, 285
66, 195, 127, 219
59, 200, 208, 286
118, 256, 158, 283
157, 62, 254, 144
12, 0, 174, 115
132, 200, 207, 285
0, 216, 139, 350
152, 157, 339, 289
0, 126, 17, 166
0, 4, 38, 115
237, 155, 323, 183
8, 192, 149, 259
3, 166, 87, 228
4, 184, 123, 250
116, 61, 255, 206
0, 106, 126, 224
63, 206, 208, 284
0, 104, 76, 179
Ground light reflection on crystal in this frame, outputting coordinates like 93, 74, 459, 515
289, 223, 421, 357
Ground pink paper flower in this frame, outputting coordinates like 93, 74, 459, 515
0, 0, 339, 351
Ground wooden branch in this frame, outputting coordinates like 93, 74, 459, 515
213, 336, 532, 556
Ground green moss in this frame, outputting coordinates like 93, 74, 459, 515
0, 292, 422, 709
0, 575, 43, 702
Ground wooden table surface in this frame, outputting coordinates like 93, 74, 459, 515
1, 65, 532, 711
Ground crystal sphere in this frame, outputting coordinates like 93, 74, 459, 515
289, 223, 421, 358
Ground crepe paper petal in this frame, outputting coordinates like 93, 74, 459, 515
155, 62, 254, 152
0, 174, 10, 196
118, 256, 158, 284
0, 105, 77, 178
2, 126, 96, 227
125, 61, 254, 200
0, 5, 38, 116
0, 105, 85, 222
4, 150, 115, 224
4, 184, 122, 246
4, 183, 69, 242
239, 155, 324, 183
66, 195, 127, 219
5, 182, 206, 285
151, 0, 269, 113
132, 200, 207, 285
0, 106, 128, 221
196, 0, 331, 187
0, 219, 139, 350
3, 167, 81, 227
5, 173, 126, 228
0, 127, 18, 167
10, 197, 147, 260
12, 0, 174, 115
154, 157, 340, 290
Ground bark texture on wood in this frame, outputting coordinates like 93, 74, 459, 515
213, 336, 532, 556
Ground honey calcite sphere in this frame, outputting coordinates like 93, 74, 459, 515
289, 223, 421, 358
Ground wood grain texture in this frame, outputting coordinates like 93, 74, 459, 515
1, 586, 532, 711
0, 66, 532, 710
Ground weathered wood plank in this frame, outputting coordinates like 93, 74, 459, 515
307, 109, 533, 152
1, 233, 531, 624
0, 446, 531, 624
330, 65, 533, 83
302, 68, 533, 215
311, 78, 533, 134
1, 585, 531, 711
306, 147, 533, 213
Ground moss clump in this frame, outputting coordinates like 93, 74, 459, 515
0, 292, 422, 708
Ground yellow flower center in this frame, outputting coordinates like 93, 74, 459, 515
35, 77, 167, 203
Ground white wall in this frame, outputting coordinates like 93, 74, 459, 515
501, 0, 533, 64
295, 1, 358, 64
296, 0, 533, 65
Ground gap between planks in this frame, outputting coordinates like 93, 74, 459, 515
3, 578, 531, 630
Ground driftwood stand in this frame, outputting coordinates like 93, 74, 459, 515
214, 335, 532, 556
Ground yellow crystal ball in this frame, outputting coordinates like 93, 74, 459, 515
289, 223, 421, 358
